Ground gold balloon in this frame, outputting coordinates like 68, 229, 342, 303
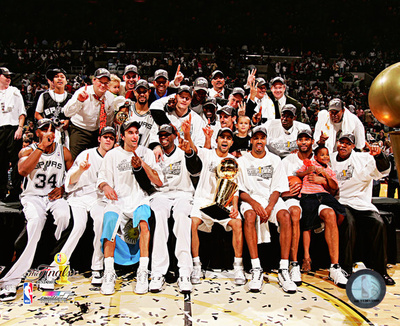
368, 62, 400, 127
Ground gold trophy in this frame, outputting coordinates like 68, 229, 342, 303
54, 253, 71, 285
200, 158, 239, 220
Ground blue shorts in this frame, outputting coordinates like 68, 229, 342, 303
101, 204, 151, 266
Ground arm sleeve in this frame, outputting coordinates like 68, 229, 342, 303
63, 89, 84, 117
149, 94, 174, 126
132, 166, 156, 195
185, 149, 203, 175
35, 93, 45, 113
374, 152, 391, 173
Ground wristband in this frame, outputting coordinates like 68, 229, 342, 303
36, 147, 44, 152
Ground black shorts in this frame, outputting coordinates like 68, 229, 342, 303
300, 193, 346, 231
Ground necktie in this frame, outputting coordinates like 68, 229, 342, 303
94, 94, 107, 131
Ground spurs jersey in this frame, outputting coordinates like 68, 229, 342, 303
127, 105, 158, 147
237, 151, 289, 198
22, 143, 66, 197
193, 148, 235, 201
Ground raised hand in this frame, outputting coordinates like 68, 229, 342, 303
131, 151, 142, 169
237, 102, 246, 116
246, 68, 257, 87
79, 153, 91, 171
173, 64, 184, 86
365, 141, 382, 156
78, 83, 89, 102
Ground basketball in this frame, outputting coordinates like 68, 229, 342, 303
288, 175, 302, 187
368, 62, 400, 127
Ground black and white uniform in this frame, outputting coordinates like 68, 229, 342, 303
150, 147, 194, 277
0, 85, 26, 198
36, 90, 72, 148
0, 143, 70, 287
237, 151, 289, 243
262, 119, 311, 158
190, 148, 238, 232
126, 105, 159, 148
62, 147, 106, 271
331, 151, 390, 274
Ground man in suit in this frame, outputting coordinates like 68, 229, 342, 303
268, 77, 302, 121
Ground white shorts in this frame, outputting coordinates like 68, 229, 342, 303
284, 198, 302, 217
190, 197, 241, 233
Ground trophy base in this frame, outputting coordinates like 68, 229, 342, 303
200, 203, 230, 220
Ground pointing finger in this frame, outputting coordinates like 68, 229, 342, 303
84, 83, 87, 91
208, 118, 211, 126
188, 113, 191, 124
365, 142, 372, 151
176, 64, 181, 75
86, 153, 89, 161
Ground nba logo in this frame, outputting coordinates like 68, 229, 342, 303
23, 282, 33, 304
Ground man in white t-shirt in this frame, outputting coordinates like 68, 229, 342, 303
262, 104, 311, 158
331, 134, 395, 286
149, 124, 196, 293
97, 120, 163, 296
237, 126, 296, 293
190, 128, 245, 286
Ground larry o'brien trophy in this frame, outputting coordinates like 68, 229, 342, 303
54, 252, 70, 285
200, 158, 239, 220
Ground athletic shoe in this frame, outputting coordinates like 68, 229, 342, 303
100, 270, 116, 295
149, 274, 165, 293
289, 262, 302, 286
191, 262, 203, 285
91, 270, 103, 286
177, 276, 192, 293
248, 267, 263, 292
233, 263, 246, 285
37, 274, 56, 290
278, 269, 297, 293
382, 274, 396, 286
135, 268, 149, 294
329, 264, 348, 288
0, 285, 17, 302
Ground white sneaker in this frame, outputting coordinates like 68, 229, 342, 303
248, 267, 263, 292
278, 269, 297, 293
233, 263, 246, 285
135, 268, 149, 294
37, 274, 56, 290
191, 262, 203, 284
91, 270, 103, 286
289, 262, 302, 286
329, 265, 348, 288
149, 274, 165, 293
178, 276, 192, 293
0, 285, 17, 302
100, 270, 116, 295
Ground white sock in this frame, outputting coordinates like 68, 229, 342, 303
279, 259, 289, 270
193, 256, 200, 263
104, 257, 114, 271
251, 258, 261, 269
234, 257, 243, 265
139, 257, 149, 270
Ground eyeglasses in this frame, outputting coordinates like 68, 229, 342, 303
155, 79, 167, 85
2, 75, 11, 79
98, 80, 109, 86
136, 89, 148, 94
103, 135, 115, 141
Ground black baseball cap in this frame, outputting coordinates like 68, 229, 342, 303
217, 127, 234, 138
297, 129, 313, 139
100, 126, 116, 137
0, 67, 14, 76
230, 87, 245, 97
177, 85, 193, 96
134, 79, 150, 90
46, 67, 67, 81
94, 68, 111, 80
157, 124, 175, 135
203, 97, 217, 109
37, 118, 55, 130
154, 69, 169, 81
252, 126, 267, 137
121, 120, 141, 134
124, 65, 138, 75
339, 133, 355, 144
271, 77, 285, 85
217, 105, 235, 116
211, 70, 224, 79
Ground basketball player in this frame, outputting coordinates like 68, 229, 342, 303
0, 119, 73, 302
97, 120, 163, 295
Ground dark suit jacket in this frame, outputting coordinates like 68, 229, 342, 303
267, 90, 303, 121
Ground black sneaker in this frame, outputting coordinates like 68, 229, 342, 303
0, 285, 17, 302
